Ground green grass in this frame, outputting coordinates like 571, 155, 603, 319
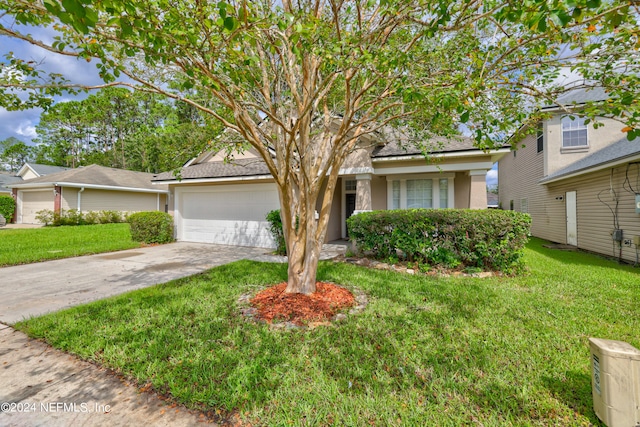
15, 237, 639, 426
0, 223, 140, 266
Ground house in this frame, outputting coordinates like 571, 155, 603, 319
153, 137, 509, 248
8, 164, 169, 224
17, 163, 72, 180
1, 163, 70, 194
499, 88, 640, 263
0, 171, 21, 194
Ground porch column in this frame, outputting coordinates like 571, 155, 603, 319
53, 186, 62, 213
11, 188, 17, 223
468, 170, 487, 209
354, 173, 372, 213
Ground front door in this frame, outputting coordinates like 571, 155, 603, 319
566, 191, 577, 246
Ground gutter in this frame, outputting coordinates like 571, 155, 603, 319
77, 187, 84, 211
372, 148, 510, 162
9, 182, 169, 194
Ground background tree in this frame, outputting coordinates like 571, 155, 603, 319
1, 0, 638, 294
33, 87, 220, 171
0, 136, 32, 171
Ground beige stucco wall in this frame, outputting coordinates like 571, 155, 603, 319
371, 176, 387, 210
324, 179, 342, 242
342, 148, 373, 170
454, 172, 471, 209
545, 114, 625, 176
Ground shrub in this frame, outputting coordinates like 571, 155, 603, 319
35, 209, 55, 226
347, 209, 531, 274
35, 209, 127, 227
266, 209, 287, 255
128, 211, 174, 244
0, 194, 15, 223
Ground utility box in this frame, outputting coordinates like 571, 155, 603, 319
589, 338, 640, 427
612, 229, 624, 242
636, 194, 640, 214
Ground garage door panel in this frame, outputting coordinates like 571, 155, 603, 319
178, 184, 280, 248
20, 191, 54, 224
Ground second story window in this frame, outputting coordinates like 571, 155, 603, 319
537, 123, 544, 153
562, 116, 588, 148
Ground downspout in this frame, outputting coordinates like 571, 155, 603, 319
77, 187, 85, 212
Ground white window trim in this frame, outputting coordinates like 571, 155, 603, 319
386, 174, 455, 210
561, 116, 588, 148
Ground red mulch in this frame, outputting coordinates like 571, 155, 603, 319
250, 282, 355, 325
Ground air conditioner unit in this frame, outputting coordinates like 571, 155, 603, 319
589, 338, 640, 427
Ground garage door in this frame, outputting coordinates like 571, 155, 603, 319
177, 183, 281, 248
20, 190, 54, 224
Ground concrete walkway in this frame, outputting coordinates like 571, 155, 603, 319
0, 241, 347, 426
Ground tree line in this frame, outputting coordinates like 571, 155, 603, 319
0, 88, 221, 173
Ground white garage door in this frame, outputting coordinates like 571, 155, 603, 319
177, 183, 281, 248
20, 190, 54, 224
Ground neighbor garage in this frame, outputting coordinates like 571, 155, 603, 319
18, 190, 54, 224
175, 183, 281, 248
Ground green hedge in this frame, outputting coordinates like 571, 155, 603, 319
35, 209, 126, 226
128, 211, 174, 244
0, 194, 15, 223
347, 209, 531, 273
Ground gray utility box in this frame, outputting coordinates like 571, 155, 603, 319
589, 338, 640, 427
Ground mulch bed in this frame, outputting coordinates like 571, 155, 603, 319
250, 282, 355, 326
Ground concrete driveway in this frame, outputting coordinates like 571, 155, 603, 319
0, 242, 281, 325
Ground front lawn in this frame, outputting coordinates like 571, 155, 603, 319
16, 238, 639, 426
0, 223, 140, 266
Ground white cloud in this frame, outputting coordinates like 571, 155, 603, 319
15, 123, 37, 138
486, 166, 498, 187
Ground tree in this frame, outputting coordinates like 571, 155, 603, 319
0, 137, 32, 171
33, 87, 220, 171
1, 0, 638, 294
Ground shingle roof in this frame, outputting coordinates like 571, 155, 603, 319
10, 164, 167, 191
543, 87, 609, 110
153, 158, 271, 181
0, 172, 21, 193
27, 163, 71, 176
540, 136, 640, 183
371, 137, 478, 158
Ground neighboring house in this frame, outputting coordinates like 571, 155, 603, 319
0, 171, 22, 194
499, 88, 640, 263
17, 163, 71, 180
8, 164, 169, 224
1, 163, 70, 194
486, 192, 499, 209
153, 137, 509, 248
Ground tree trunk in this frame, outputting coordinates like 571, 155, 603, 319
285, 231, 321, 295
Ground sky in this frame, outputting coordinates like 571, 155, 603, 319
0, 24, 500, 187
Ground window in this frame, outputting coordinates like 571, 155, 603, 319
537, 123, 544, 153
562, 116, 588, 147
439, 179, 448, 208
388, 177, 452, 209
407, 179, 432, 208
510, 200, 514, 210
345, 180, 357, 191
392, 181, 400, 209
520, 198, 528, 213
